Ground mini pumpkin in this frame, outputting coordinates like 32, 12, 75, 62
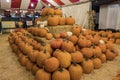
105, 49, 116, 61
81, 48, 93, 58
54, 8, 62, 15
32, 64, 39, 75
26, 60, 34, 71
99, 54, 106, 63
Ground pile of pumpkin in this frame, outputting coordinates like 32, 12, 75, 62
35, 8, 75, 26
97, 30, 120, 45
8, 26, 119, 80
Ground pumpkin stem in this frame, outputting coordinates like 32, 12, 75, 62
43, 49, 47, 53
72, 62, 77, 66
91, 44, 95, 48
59, 65, 63, 72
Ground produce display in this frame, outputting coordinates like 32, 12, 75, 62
8, 26, 120, 80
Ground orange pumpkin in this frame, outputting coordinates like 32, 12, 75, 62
68, 35, 78, 45
51, 39, 63, 49
65, 16, 75, 25
91, 45, 102, 57
98, 43, 107, 53
54, 33, 60, 39
71, 51, 84, 63
46, 33, 53, 40
47, 8, 55, 15
82, 59, 94, 74
36, 69, 51, 80
54, 8, 62, 15
54, 50, 71, 68
115, 39, 120, 44
105, 49, 116, 61
59, 16, 65, 25
52, 68, 70, 80
28, 50, 39, 63
48, 15, 59, 26
44, 57, 60, 72
92, 58, 102, 69
60, 32, 67, 38
68, 63, 83, 80
106, 41, 114, 49
26, 60, 34, 71
114, 32, 120, 39
32, 64, 39, 75
19, 55, 29, 66
81, 48, 93, 58
72, 26, 82, 37
61, 40, 75, 53
38, 28, 48, 37
41, 8, 48, 16
36, 49, 51, 67
99, 54, 106, 63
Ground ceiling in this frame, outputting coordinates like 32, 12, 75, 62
0, 0, 89, 11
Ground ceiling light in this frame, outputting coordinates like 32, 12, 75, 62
31, 3, 34, 7
48, 4, 51, 6
6, 0, 10, 3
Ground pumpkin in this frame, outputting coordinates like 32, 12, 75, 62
47, 8, 55, 15
110, 48, 119, 56
65, 16, 75, 25
42, 43, 53, 55
54, 50, 71, 68
91, 45, 102, 57
98, 43, 107, 53
81, 48, 93, 58
59, 16, 65, 25
71, 51, 83, 63
112, 77, 120, 80
115, 39, 120, 44
28, 50, 39, 63
54, 33, 60, 39
109, 38, 115, 43
36, 69, 51, 80
44, 57, 60, 72
106, 41, 114, 49
52, 68, 70, 80
82, 59, 94, 74
20, 55, 29, 66
36, 49, 51, 67
91, 36, 100, 45
26, 60, 34, 71
68, 35, 78, 45
92, 58, 102, 69
61, 40, 75, 53
78, 38, 92, 48
60, 32, 67, 38
114, 32, 120, 39
32, 64, 39, 75
48, 15, 59, 26
54, 8, 62, 15
51, 39, 63, 49
108, 34, 114, 38
41, 8, 48, 16
101, 37, 108, 42
39, 28, 48, 37
68, 63, 83, 80
46, 33, 53, 40
32, 43, 43, 51
72, 26, 82, 37
105, 49, 116, 61
99, 54, 106, 63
